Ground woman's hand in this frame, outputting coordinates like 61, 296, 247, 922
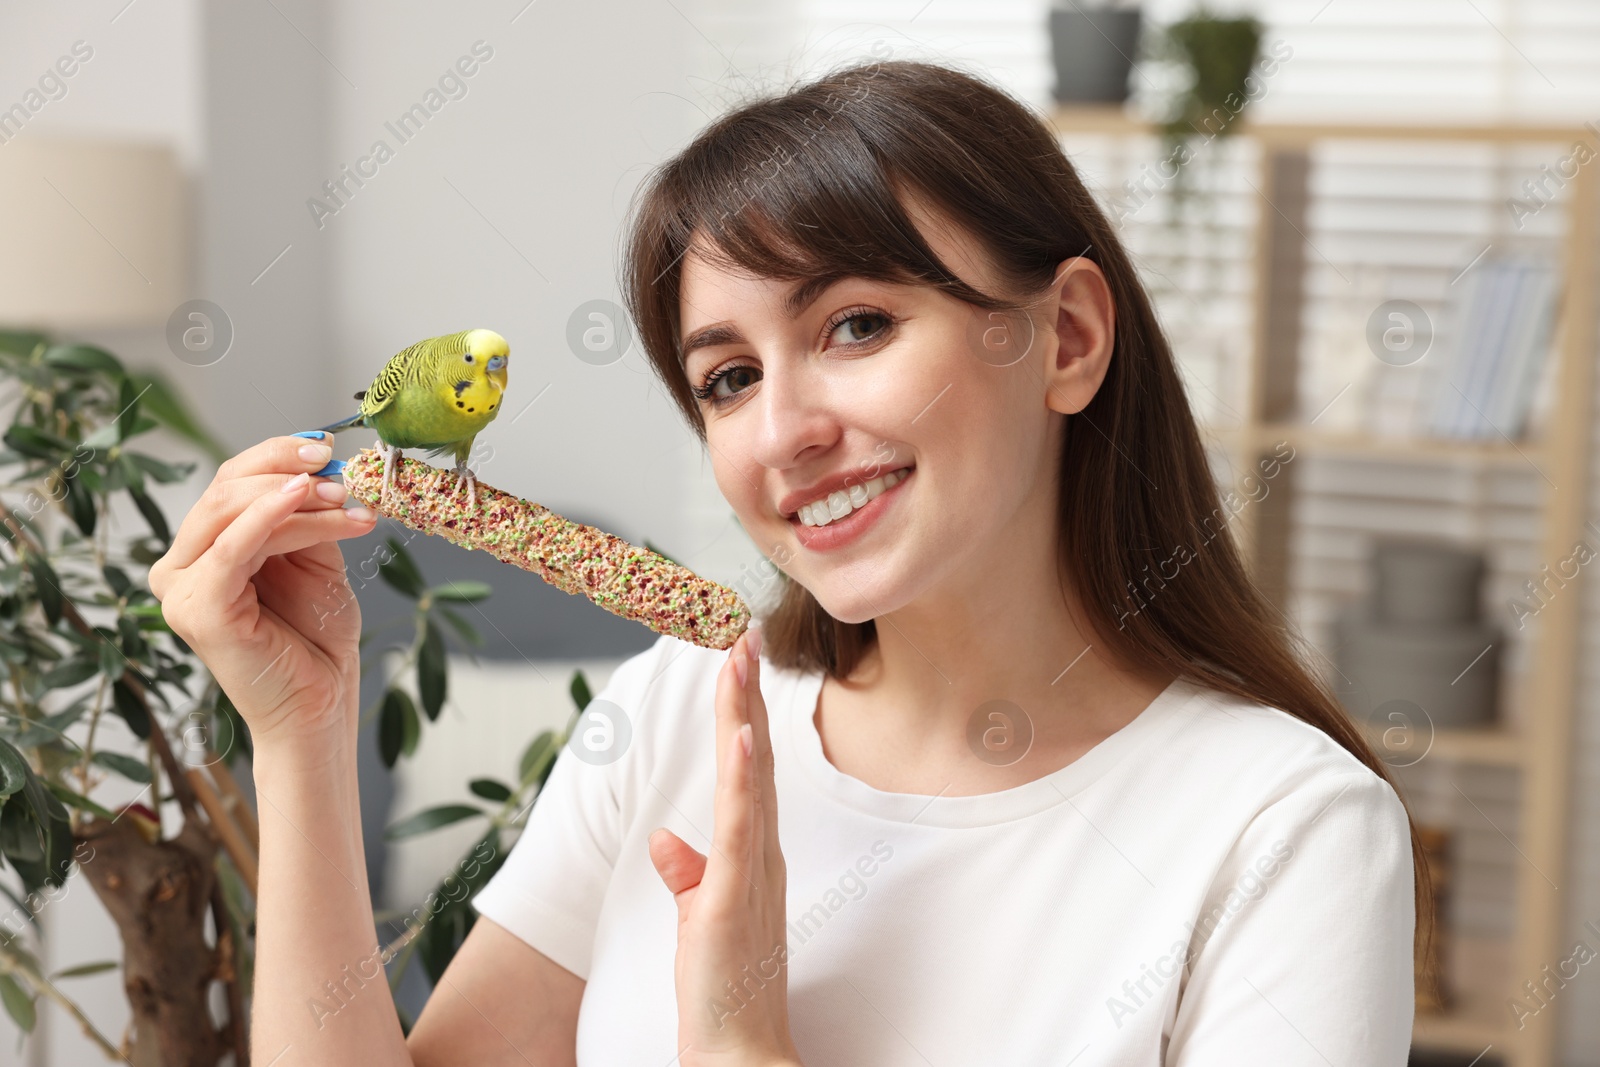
148, 434, 378, 752
648, 627, 803, 1067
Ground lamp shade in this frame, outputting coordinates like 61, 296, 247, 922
0, 137, 186, 329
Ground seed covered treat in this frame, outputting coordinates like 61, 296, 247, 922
342, 448, 751, 650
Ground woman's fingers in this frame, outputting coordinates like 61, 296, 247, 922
744, 628, 782, 852
184, 475, 351, 604
708, 636, 761, 893
215, 472, 347, 515
160, 474, 314, 635
163, 472, 342, 572
215, 433, 340, 483
648, 828, 708, 897
311, 478, 348, 506
163, 438, 347, 571
654, 638, 761, 905
250, 505, 377, 565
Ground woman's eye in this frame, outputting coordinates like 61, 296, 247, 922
714, 365, 760, 399
828, 312, 889, 347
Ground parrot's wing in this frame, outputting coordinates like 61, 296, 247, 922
359, 343, 427, 419
360, 330, 478, 421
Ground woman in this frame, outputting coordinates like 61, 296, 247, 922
152, 60, 1425, 1066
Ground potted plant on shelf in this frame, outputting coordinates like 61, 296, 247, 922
1154, 8, 1262, 175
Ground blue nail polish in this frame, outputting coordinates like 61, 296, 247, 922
292, 430, 327, 440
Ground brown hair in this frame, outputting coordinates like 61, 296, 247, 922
622, 59, 1433, 965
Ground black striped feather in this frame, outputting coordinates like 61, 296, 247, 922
358, 330, 474, 418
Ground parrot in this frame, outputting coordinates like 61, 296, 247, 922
318, 328, 509, 507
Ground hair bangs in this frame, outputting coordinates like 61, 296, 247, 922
625, 87, 1028, 432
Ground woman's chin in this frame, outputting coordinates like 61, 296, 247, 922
823, 602, 879, 626
808, 579, 909, 627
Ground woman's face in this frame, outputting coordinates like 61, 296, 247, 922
677, 198, 1094, 625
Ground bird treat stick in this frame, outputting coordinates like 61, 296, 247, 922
343, 448, 751, 650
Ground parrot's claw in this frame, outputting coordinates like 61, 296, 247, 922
452, 463, 478, 509
378, 442, 403, 504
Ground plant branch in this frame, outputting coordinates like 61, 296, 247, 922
375, 753, 561, 968
75, 671, 112, 809
0, 933, 127, 1062
208, 879, 248, 1067
358, 607, 428, 731
185, 767, 258, 896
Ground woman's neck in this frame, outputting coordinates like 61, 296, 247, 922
818, 552, 1174, 798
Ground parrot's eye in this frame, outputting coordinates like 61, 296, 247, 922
464, 353, 474, 363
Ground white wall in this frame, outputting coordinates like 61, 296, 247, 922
324, 0, 721, 569
0, 0, 203, 166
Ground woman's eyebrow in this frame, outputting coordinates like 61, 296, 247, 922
681, 322, 743, 358
680, 274, 852, 359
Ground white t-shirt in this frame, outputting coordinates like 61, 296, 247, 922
471, 635, 1415, 1065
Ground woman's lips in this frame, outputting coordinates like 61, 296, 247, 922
789, 467, 914, 551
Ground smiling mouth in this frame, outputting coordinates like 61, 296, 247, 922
792, 466, 914, 527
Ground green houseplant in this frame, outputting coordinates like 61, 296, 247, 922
1143, 8, 1263, 216
0, 331, 588, 1062
1159, 9, 1262, 145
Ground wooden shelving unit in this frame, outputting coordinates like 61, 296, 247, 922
1053, 108, 1599, 1067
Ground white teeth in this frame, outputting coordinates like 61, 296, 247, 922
797, 467, 909, 527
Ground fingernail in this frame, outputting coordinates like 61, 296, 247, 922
733, 645, 749, 686
315, 480, 348, 503
298, 442, 333, 464
747, 625, 763, 661
280, 472, 310, 494
738, 722, 753, 758
346, 506, 377, 522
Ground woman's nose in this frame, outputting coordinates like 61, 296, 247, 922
747, 363, 840, 470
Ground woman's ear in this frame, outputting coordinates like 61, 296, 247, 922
1042, 257, 1116, 416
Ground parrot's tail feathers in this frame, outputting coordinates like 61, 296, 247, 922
316, 412, 367, 434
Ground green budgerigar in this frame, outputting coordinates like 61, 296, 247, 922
320, 328, 509, 506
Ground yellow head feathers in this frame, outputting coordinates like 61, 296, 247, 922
464, 328, 509, 360
460, 328, 509, 391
